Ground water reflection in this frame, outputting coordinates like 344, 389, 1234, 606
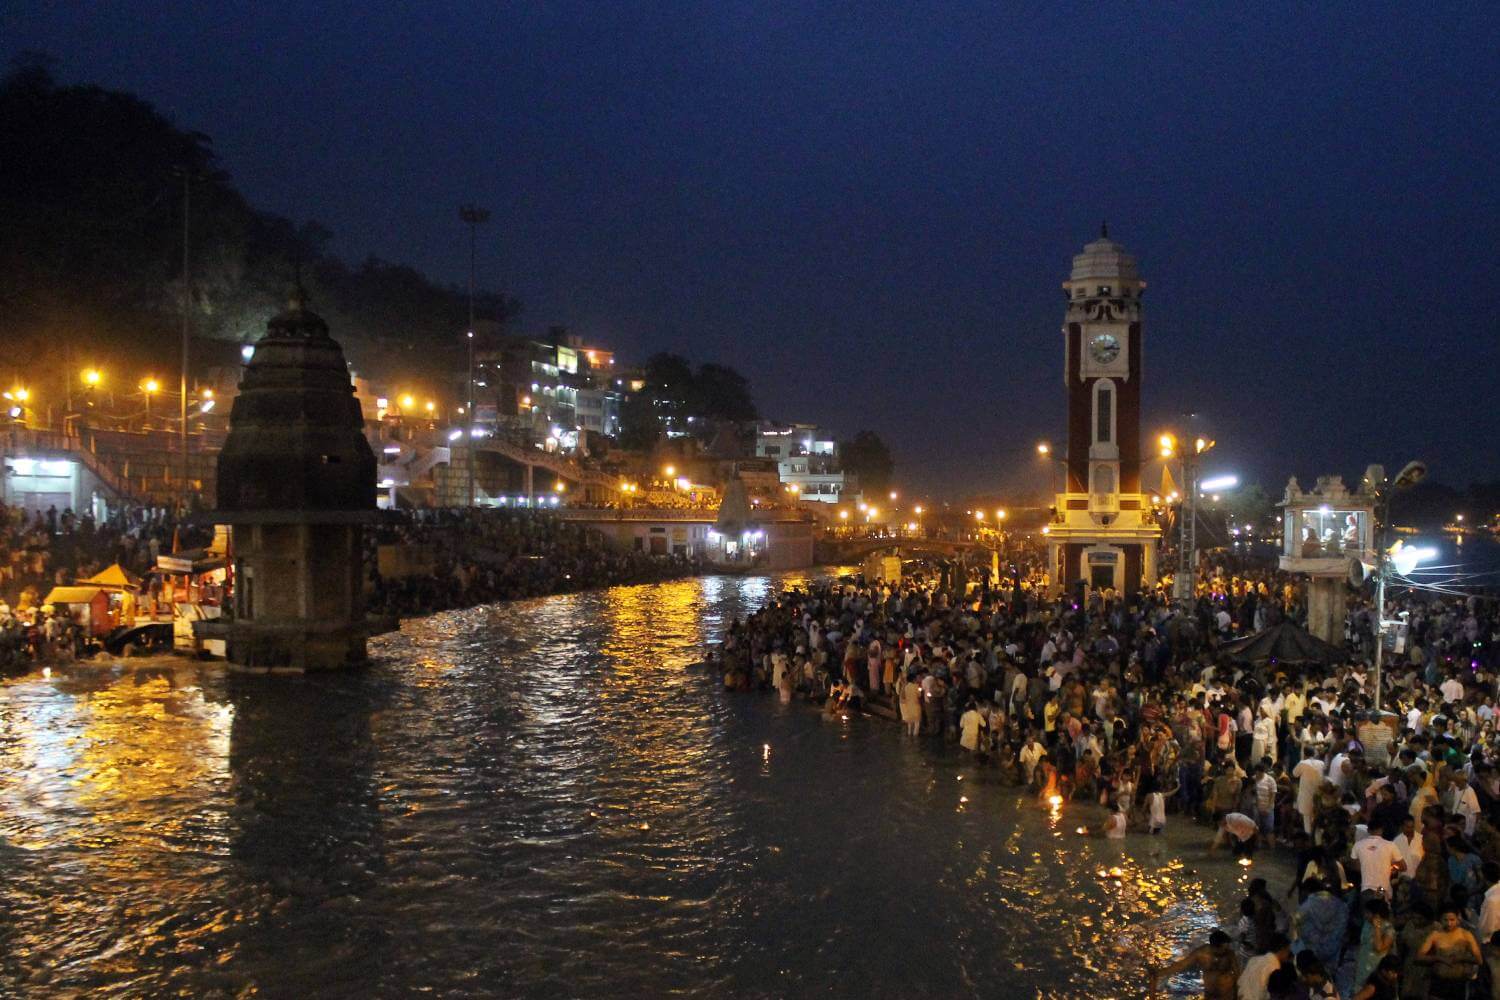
0, 572, 1277, 998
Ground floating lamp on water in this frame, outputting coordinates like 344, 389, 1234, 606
1238, 857, 1254, 867
1047, 794, 1063, 808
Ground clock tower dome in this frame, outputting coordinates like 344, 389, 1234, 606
1046, 226, 1159, 596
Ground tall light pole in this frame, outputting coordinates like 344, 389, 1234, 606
459, 204, 490, 507
1370, 460, 1426, 712
177, 170, 192, 508
1161, 433, 1215, 601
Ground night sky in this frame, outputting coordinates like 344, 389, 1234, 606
5, 3, 1498, 498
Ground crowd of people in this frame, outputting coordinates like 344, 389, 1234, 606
0, 499, 209, 668
366, 507, 705, 616
0, 499, 704, 663
714, 561, 1500, 998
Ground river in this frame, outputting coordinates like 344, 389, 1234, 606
0, 570, 1284, 999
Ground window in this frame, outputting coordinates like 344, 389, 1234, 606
1095, 385, 1112, 443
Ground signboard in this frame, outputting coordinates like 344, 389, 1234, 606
1087, 550, 1118, 564
157, 555, 194, 573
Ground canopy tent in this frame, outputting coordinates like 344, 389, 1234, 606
84, 563, 141, 591
1219, 621, 1345, 667
44, 586, 108, 606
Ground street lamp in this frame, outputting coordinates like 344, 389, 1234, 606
82, 368, 102, 387
142, 378, 160, 425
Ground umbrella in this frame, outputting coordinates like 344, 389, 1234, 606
1219, 621, 1344, 667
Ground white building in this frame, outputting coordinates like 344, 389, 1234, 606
754, 422, 846, 504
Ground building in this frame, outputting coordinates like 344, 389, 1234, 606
754, 421, 848, 504
1278, 474, 1376, 642
1045, 229, 1160, 595
471, 329, 623, 451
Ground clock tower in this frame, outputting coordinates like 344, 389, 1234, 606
1046, 227, 1159, 596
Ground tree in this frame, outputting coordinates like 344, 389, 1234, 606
1224, 483, 1275, 532
839, 430, 894, 496
692, 363, 757, 423
0, 57, 520, 396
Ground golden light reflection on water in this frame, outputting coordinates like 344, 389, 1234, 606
0, 663, 232, 854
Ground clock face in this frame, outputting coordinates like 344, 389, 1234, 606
1089, 333, 1121, 365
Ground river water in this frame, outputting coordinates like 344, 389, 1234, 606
0, 570, 1282, 999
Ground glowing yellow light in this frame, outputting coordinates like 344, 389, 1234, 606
1041, 526, 1051, 535
554, 481, 566, 493
1238, 857, 1253, 867
975, 510, 985, 520
888, 491, 898, 501
1151, 495, 1161, 504
142, 378, 159, 394
996, 509, 1007, 520
914, 505, 923, 515
1036, 442, 1050, 455
664, 465, 675, 477
838, 510, 849, 520
906, 522, 917, 531
82, 368, 102, 386
867, 507, 878, 518
521, 395, 531, 405
13, 388, 29, 402
400, 394, 415, 410
425, 400, 435, 413
199, 388, 213, 399
1158, 433, 1174, 449
1195, 437, 1211, 453
1048, 794, 1063, 807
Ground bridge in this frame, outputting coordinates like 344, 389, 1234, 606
815, 536, 982, 564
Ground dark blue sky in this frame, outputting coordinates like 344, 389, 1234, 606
6, 2, 1498, 498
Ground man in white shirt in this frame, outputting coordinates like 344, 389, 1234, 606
1327, 753, 1352, 792
1293, 757, 1326, 834
1351, 833, 1406, 897
1479, 864, 1500, 942
1441, 673, 1465, 705
1392, 816, 1424, 877
1237, 935, 1291, 1000
1454, 771, 1482, 837
1215, 812, 1260, 858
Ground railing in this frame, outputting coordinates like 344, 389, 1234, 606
1, 426, 140, 502
470, 436, 622, 489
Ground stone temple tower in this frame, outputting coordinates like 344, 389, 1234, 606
1045, 227, 1160, 597
213, 289, 378, 672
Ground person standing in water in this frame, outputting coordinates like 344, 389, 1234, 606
1155, 929, 1239, 999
